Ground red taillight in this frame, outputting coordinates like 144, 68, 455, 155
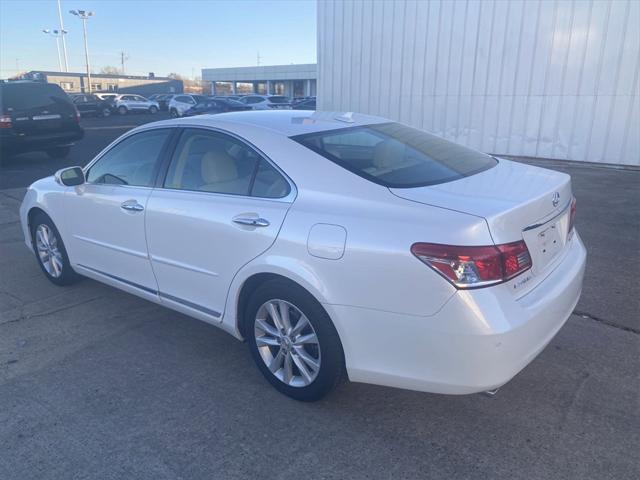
0, 115, 12, 129
74, 108, 81, 122
568, 197, 577, 235
411, 241, 532, 289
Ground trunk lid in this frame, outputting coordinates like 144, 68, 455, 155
390, 159, 573, 283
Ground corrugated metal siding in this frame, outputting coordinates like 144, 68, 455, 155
317, 0, 639, 166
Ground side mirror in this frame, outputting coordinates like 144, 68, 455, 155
55, 166, 85, 187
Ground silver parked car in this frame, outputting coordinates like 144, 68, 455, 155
113, 94, 160, 115
238, 95, 292, 110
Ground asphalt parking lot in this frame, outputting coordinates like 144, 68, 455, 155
1, 114, 638, 480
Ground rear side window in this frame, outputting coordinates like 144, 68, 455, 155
251, 160, 291, 198
0, 83, 71, 112
87, 129, 172, 187
163, 128, 290, 198
292, 123, 497, 188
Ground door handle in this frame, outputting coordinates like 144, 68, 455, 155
120, 201, 144, 212
232, 216, 270, 227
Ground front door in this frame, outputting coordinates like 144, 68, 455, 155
64, 128, 174, 292
145, 127, 294, 319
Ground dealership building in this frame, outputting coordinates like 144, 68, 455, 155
317, 0, 638, 166
21, 71, 183, 96
202, 64, 316, 98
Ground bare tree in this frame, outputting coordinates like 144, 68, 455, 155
100, 65, 120, 75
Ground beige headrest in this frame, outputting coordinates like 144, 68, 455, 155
373, 140, 405, 169
201, 149, 238, 184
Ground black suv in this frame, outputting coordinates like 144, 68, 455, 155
0, 81, 84, 159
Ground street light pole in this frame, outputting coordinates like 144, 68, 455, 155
56, 0, 69, 71
42, 29, 67, 71
69, 10, 94, 93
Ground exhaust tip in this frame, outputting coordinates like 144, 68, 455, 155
483, 388, 500, 397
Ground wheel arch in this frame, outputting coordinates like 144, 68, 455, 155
27, 206, 51, 235
226, 263, 331, 341
230, 268, 347, 374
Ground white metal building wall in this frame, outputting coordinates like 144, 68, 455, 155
317, 0, 639, 166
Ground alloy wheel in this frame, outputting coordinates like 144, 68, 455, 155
35, 224, 64, 278
254, 299, 321, 387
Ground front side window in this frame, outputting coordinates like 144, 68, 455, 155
292, 123, 497, 188
86, 129, 172, 187
164, 129, 290, 198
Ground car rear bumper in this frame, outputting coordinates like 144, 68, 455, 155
1, 127, 84, 153
329, 232, 587, 394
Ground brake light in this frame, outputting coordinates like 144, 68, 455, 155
411, 241, 532, 289
0, 115, 12, 129
74, 108, 81, 122
568, 197, 577, 236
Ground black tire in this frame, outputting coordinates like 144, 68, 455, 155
244, 279, 344, 401
30, 212, 79, 286
45, 146, 71, 159
149, 105, 158, 114
169, 108, 179, 118
101, 107, 111, 117
118, 106, 128, 115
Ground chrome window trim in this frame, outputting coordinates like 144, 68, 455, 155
82, 123, 298, 203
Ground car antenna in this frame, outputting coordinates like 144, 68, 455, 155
335, 112, 355, 123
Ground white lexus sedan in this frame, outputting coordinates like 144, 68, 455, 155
19, 110, 586, 401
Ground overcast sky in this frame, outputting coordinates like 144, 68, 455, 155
0, 0, 317, 79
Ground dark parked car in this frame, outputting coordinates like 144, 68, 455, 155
292, 98, 316, 110
0, 81, 83, 159
70, 93, 112, 117
183, 98, 251, 117
149, 93, 174, 111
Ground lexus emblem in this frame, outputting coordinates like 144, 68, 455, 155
552, 192, 560, 207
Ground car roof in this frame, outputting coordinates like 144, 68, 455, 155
142, 110, 388, 137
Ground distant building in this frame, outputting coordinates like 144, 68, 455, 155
21, 71, 183, 96
202, 64, 316, 98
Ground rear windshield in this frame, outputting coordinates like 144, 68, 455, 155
268, 96, 290, 104
0, 83, 71, 112
292, 122, 497, 188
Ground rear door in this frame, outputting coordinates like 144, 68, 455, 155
1, 83, 77, 136
130, 95, 146, 110
120, 95, 137, 110
145, 127, 294, 319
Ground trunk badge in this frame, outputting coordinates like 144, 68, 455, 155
552, 192, 560, 207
